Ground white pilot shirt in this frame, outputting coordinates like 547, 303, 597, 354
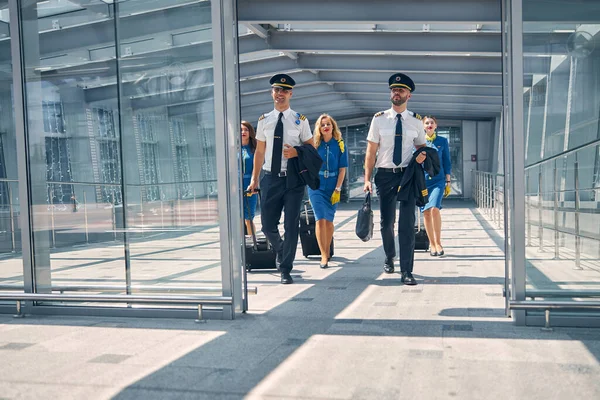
366, 108, 426, 168
255, 108, 312, 172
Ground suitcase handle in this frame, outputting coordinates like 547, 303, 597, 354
244, 189, 261, 250
303, 200, 310, 225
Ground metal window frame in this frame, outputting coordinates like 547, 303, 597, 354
4, 0, 240, 320
212, 0, 244, 317
9, 0, 35, 306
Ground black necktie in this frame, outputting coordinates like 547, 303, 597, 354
271, 112, 284, 174
393, 114, 403, 166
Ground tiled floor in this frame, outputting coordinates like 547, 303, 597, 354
1, 200, 599, 399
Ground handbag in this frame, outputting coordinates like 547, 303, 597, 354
355, 192, 374, 242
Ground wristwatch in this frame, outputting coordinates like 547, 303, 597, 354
335, 187, 341, 192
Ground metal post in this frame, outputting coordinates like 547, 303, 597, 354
193, 187, 197, 225
574, 161, 581, 270
495, 178, 501, 227
83, 191, 89, 244
541, 309, 553, 332
8, 186, 16, 253
538, 171, 543, 251
487, 174, 492, 216
50, 189, 56, 248
206, 192, 211, 220
553, 160, 559, 259
194, 304, 206, 323
13, 300, 24, 318
177, 187, 182, 227
112, 191, 117, 242
160, 197, 164, 229
140, 191, 145, 237
526, 189, 531, 247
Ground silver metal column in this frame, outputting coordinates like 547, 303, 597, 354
509, 0, 526, 325
112, 0, 133, 295
538, 171, 543, 251
9, 0, 48, 300
212, 0, 244, 317
574, 160, 581, 270
553, 160, 559, 259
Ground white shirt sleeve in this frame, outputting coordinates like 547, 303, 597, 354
414, 122, 426, 146
366, 116, 380, 143
299, 118, 312, 142
255, 117, 266, 142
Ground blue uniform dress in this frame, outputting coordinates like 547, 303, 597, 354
242, 145, 257, 220
308, 138, 349, 222
422, 134, 451, 211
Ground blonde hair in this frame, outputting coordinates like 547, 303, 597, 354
313, 114, 342, 148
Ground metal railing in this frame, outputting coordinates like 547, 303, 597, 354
0, 284, 257, 296
471, 171, 505, 229
510, 300, 600, 331
0, 293, 233, 322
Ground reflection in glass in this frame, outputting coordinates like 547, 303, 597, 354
0, 2, 23, 293
17, 0, 220, 303
522, 0, 600, 299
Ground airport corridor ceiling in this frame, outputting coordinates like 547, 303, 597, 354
5, 0, 586, 123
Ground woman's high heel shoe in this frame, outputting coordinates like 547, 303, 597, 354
430, 249, 438, 257
320, 262, 329, 269
437, 247, 445, 256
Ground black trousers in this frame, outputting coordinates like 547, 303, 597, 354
374, 170, 417, 273
260, 174, 304, 274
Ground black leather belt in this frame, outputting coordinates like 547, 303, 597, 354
263, 170, 287, 177
378, 167, 405, 173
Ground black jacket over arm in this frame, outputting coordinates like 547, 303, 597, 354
287, 144, 323, 190
397, 147, 440, 207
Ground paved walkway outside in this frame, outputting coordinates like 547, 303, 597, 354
1, 200, 599, 399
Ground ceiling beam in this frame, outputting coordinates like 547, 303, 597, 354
238, 0, 501, 24
345, 93, 501, 105
318, 71, 503, 87
0, 1, 211, 62
267, 31, 501, 54
332, 83, 502, 97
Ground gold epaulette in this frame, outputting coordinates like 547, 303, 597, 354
299, 114, 307, 121
414, 113, 422, 120
374, 111, 385, 117
258, 114, 265, 121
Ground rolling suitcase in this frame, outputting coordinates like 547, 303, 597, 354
299, 201, 334, 258
414, 207, 430, 251
244, 190, 277, 272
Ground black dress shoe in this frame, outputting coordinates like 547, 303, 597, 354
383, 258, 395, 274
281, 272, 293, 284
401, 272, 417, 285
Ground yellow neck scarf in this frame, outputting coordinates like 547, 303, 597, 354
426, 132, 437, 142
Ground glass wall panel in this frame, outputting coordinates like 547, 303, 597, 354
20, 0, 125, 296
0, 1, 23, 294
436, 126, 463, 196
116, 0, 220, 294
522, 0, 600, 301
344, 123, 369, 200
19, 0, 220, 303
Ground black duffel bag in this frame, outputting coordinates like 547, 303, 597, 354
355, 192, 374, 242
